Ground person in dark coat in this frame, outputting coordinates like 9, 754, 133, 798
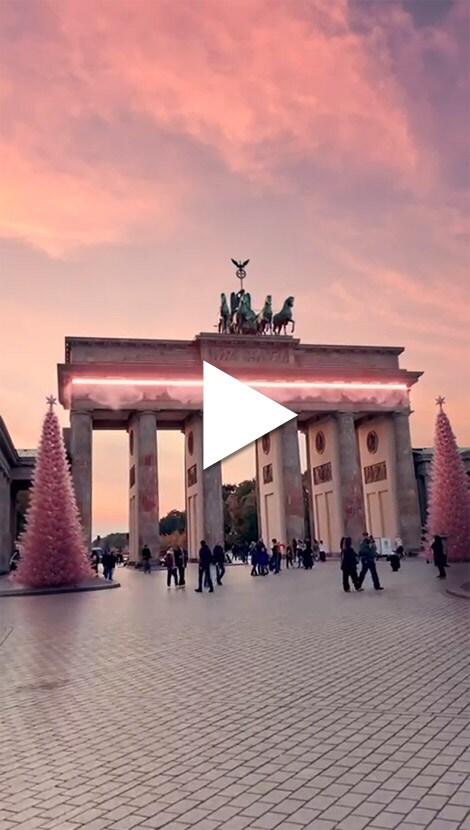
164, 549, 178, 587
195, 541, 213, 593
174, 546, 186, 587
303, 541, 314, 570
340, 538, 362, 592
102, 550, 117, 581
141, 544, 151, 574
389, 553, 401, 572
431, 535, 447, 579
256, 541, 268, 575
285, 545, 293, 568
357, 536, 383, 590
213, 543, 225, 585
250, 545, 259, 576
271, 539, 281, 574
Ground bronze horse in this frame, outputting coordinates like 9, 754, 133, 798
272, 296, 295, 335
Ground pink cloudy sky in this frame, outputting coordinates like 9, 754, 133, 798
1, 0, 469, 535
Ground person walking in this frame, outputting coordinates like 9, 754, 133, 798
213, 542, 225, 585
340, 537, 362, 592
195, 540, 213, 593
174, 545, 186, 587
102, 549, 116, 581
431, 534, 447, 579
164, 548, 178, 588
141, 544, 151, 574
357, 536, 383, 590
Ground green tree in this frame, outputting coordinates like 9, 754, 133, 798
224, 479, 258, 544
159, 509, 186, 535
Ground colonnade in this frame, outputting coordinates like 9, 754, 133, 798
69, 408, 421, 561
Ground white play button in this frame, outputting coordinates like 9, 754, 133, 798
203, 361, 296, 468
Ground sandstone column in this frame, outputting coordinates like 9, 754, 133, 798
336, 413, 366, 548
135, 412, 159, 559
203, 463, 224, 550
393, 411, 421, 552
254, 442, 262, 542
0, 470, 12, 574
281, 419, 304, 546
70, 411, 93, 549
303, 425, 316, 542
184, 414, 223, 555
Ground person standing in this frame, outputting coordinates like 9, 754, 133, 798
340, 537, 362, 592
257, 541, 268, 576
303, 541, 314, 570
286, 545, 293, 568
213, 542, 225, 585
271, 539, 281, 574
90, 549, 100, 576
141, 544, 151, 574
431, 534, 447, 579
174, 545, 186, 587
250, 544, 259, 577
195, 540, 213, 593
357, 536, 383, 590
165, 548, 178, 588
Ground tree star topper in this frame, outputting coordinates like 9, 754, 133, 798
436, 395, 446, 410
46, 394, 57, 411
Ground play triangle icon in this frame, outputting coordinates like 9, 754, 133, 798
203, 361, 296, 468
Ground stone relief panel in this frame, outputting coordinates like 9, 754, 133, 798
207, 346, 290, 364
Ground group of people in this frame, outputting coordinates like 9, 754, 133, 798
195, 541, 226, 592
92, 528, 448, 594
90, 548, 118, 581
340, 533, 385, 592
248, 538, 321, 576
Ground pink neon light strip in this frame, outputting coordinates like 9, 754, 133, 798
71, 377, 408, 391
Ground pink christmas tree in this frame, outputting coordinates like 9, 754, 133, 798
12, 396, 93, 588
426, 397, 470, 563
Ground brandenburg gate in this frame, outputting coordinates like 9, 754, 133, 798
58, 291, 423, 560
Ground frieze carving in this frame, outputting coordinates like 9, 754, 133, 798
313, 462, 332, 485
209, 347, 289, 364
364, 461, 387, 484
263, 463, 273, 484
188, 464, 197, 488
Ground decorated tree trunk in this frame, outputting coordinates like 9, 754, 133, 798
426, 398, 470, 563
12, 397, 93, 588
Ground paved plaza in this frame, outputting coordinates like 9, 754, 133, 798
1, 559, 469, 830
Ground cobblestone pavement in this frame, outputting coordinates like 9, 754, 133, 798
1, 559, 469, 830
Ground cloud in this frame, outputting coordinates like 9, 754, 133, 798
0, 0, 430, 255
